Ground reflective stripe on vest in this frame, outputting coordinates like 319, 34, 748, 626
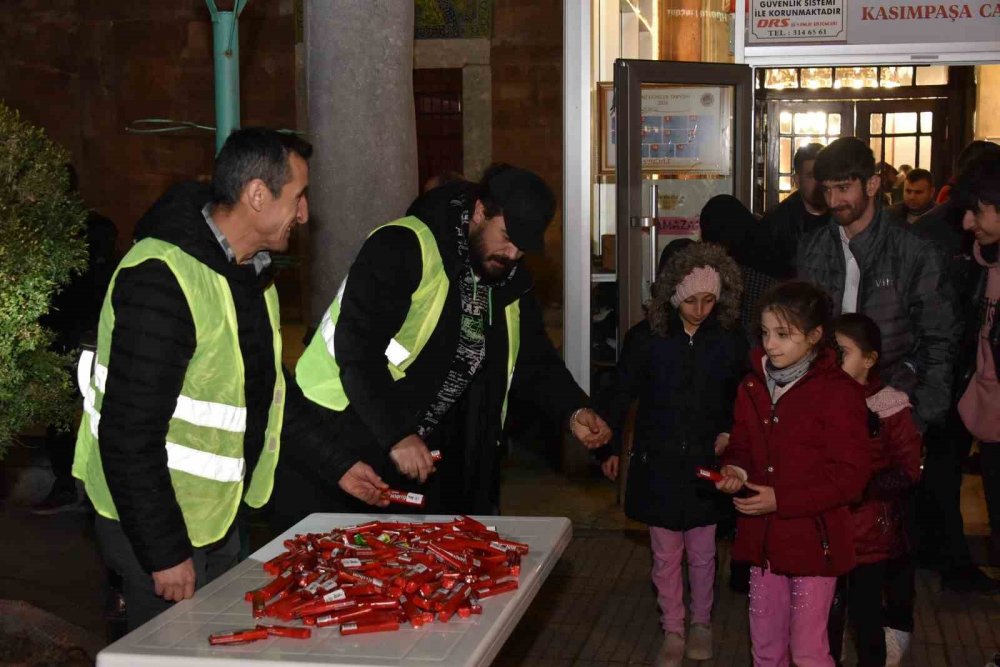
77, 349, 95, 397
317, 278, 413, 370
164, 443, 245, 483
79, 361, 249, 483
72, 238, 285, 547
296, 217, 449, 410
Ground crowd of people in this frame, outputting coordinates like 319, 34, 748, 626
595, 136, 1000, 666
37, 124, 997, 665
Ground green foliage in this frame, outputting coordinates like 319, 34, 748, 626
415, 0, 446, 27
414, 0, 492, 40
0, 101, 87, 459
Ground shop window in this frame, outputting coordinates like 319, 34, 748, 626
867, 110, 934, 171
800, 68, 833, 89
779, 111, 792, 134
834, 67, 878, 89
765, 68, 798, 89
773, 109, 841, 201
879, 66, 914, 88
915, 66, 949, 86
793, 111, 827, 135
764, 66, 948, 91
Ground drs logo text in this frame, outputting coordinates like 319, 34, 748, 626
757, 18, 790, 27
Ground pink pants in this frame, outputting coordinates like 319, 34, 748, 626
749, 566, 837, 667
649, 524, 716, 635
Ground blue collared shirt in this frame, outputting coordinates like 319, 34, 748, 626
202, 204, 271, 275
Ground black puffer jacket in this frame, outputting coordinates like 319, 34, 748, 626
277, 181, 588, 520
796, 207, 959, 430
98, 182, 334, 573
909, 201, 991, 388
758, 190, 829, 280
596, 313, 748, 530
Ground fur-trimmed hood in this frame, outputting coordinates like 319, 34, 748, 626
647, 242, 743, 336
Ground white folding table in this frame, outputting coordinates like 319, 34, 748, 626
96, 513, 572, 666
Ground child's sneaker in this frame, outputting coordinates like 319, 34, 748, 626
685, 623, 713, 660
655, 632, 685, 667
884, 627, 911, 666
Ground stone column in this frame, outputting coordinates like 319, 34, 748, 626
305, 1, 418, 323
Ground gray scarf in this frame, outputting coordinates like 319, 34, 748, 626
764, 350, 817, 398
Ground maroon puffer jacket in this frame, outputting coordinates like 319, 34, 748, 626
724, 347, 871, 577
851, 382, 923, 564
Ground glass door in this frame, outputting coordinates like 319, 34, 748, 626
614, 59, 753, 337
764, 100, 854, 210
856, 99, 948, 186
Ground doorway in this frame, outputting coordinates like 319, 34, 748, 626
413, 68, 464, 192
756, 66, 975, 212
766, 100, 854, 205
857, 99, 947, 181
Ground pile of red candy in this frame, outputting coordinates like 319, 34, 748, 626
208, 516, 528, 645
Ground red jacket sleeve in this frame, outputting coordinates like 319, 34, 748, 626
884, 407, 923, 485
775, 381, 871, 519
722, 381, 753, 473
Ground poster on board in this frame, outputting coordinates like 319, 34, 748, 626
599, 84, 732, 176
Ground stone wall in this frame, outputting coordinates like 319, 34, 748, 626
0, 1, 567, 323
0, 1, 297, 252
491, 0, 564, 311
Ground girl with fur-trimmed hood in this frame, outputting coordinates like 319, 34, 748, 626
596, 242, 748, 666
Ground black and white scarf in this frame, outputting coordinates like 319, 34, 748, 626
764, 350, 817, 398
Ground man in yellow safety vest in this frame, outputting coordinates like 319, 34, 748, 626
274, 164, 611, 524
73, 128, 387, 630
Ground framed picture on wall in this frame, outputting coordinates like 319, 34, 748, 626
597, 82, 733, 177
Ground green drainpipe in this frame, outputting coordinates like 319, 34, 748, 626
206, 0, 248, 154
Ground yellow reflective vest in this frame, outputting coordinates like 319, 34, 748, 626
296, 216, 521, 423
72, 238, 285, 547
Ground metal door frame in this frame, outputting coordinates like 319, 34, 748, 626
613, 59, 753, 339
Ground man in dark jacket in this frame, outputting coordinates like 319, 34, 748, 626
758, 142, 828, 279
277, 165, 611, 523
796, 137, 958, 432
699, 194, 775, 341
886, 168, 936, 225
72, 128, 386, 630
909, 141, 1000, 593
955, 153, 1000, 550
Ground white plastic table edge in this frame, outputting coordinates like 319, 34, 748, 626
96, 513, 573, 667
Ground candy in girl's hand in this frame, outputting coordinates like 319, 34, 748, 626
695, 466, 723, 483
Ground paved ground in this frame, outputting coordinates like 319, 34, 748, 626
2, 446, 999, 666
494, 529, 1000, 667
